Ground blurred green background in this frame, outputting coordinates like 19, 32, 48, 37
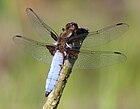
0, 0, 140, 109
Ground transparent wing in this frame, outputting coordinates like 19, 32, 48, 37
26, 8, 58, 43
81, 23, 129, 48
74, 50, 127, 69
13, 35, 54, 64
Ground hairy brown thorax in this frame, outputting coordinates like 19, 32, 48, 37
47, 22, 88, 59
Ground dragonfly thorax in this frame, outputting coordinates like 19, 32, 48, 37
55, 22, 90, 58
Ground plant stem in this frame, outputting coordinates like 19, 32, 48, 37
43, 59, 75, 109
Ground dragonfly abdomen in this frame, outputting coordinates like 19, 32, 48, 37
45, 50, 64, 97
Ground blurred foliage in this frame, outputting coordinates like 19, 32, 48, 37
0, 0, 140, 109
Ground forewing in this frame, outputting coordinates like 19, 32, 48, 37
13, 35, 54, 64
74, 50, 126, 69
26, 8, 58, 43
81, 23, 129, 48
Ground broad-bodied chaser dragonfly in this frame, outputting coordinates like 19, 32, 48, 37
13, 8, 129, 97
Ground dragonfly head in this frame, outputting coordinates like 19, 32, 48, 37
63, 22, 78, 34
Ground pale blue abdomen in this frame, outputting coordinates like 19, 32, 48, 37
45, 50, 64, 96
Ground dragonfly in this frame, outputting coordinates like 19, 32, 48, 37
13, 8, 129, 97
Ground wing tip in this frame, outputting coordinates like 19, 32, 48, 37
15, 35, 21, 37
116, 23, 124, 25
114, 51, 121, 54
114, 51, 127, 61
13, 35, 21, 40
26, 7, 33, 12
116, 22, 129, 28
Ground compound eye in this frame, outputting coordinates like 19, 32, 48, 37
66, 23, 70, 27
62, 28, 65, 31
